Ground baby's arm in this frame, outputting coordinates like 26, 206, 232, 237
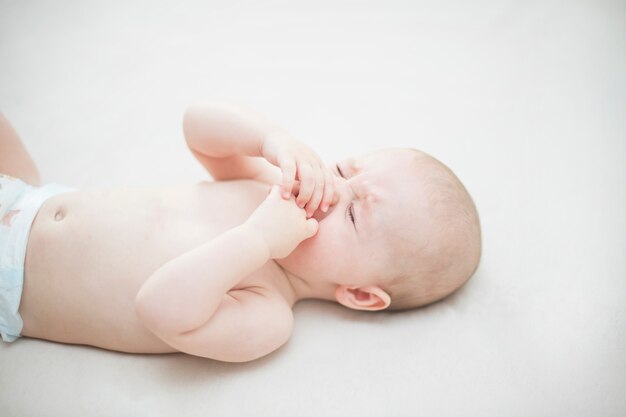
135, 185, 316, 362
135, 222, 293, 362
183, 102, 283, 184
0, 113, 41, 186
184, 102, 338, 215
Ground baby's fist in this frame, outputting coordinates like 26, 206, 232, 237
245, 185, 319, 259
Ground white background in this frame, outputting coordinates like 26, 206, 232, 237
1, 0, 625, 416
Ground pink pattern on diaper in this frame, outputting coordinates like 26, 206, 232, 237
1, 209, 21, 226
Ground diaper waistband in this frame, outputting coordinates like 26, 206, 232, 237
0, 181, 76, 342
2, 182, 76, 268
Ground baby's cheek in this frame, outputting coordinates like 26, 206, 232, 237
312, 220, 332, 241
302, 222, 330, 253
318, 227, 344, 255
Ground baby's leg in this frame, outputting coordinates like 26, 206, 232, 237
0, 113, 41, 186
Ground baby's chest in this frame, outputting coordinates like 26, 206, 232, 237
21, 180, 286, 346
33, 179, 270, 279
160, 179, 268, 235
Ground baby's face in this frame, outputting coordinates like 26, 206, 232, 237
279, 148, 431, 287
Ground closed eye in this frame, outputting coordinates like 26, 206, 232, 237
336, 164, 356, 227
347, 204, 355, 225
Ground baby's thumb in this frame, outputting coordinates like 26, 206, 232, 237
305, 218, 319, 238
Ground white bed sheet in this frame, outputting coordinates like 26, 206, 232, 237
1, 1, 624, 416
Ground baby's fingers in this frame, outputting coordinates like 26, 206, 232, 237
319, 170, 335, 212
279, 155, 297, 199
295, 162, 315, 208
289, 180, 300, 195
305, 170, 325, 217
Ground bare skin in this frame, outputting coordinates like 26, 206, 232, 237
20, 180, 294, 354
2, 104, 386, 362
2, 104, 461, 362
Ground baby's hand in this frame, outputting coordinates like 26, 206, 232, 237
261, 131, 337, 218
245, 185, 319, 259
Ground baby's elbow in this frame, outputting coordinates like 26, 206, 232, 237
134, 290, 179, 339
134, 291, 158, 331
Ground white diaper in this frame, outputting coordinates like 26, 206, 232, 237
0, 173, 76, 342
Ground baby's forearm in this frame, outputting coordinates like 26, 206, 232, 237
135, 223, 270, 337
183, 102, 284, 158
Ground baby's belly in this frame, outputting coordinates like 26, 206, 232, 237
19, 180, 269, 353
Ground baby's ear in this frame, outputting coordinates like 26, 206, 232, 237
334, 285, 391, 311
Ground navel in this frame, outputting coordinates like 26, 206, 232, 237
54, 208, 65, 221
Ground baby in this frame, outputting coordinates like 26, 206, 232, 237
0, 103, 481, 362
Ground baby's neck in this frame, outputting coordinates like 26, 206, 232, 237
279, 266, 337, 304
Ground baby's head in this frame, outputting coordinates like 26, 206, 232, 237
277, 147, 482, 311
